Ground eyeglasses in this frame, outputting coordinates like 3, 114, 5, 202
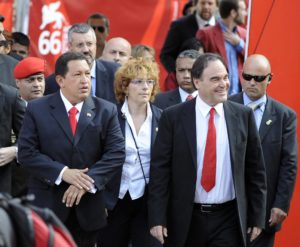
131, 79, 156, 86
242, 73, 271, 82
91, 26, 106, 33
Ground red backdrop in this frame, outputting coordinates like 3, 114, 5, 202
0, 0, 13, 31
248, 0, 300, 246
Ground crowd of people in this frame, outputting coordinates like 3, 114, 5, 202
0, 0, 298, 247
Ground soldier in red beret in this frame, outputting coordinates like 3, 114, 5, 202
14, 57, 46, 103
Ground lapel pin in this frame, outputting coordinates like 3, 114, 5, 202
266, 119, 272, 125
155, 127, 159, 132
87, 113, 92, 117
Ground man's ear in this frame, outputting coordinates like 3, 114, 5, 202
55, 75, 64, 88
15, 79, 21, 89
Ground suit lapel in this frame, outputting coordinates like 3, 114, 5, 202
214, 24, 228, 64
150, 105, 161, 147
259, 97, 276, 143
49, 92, 74, 143
182, 99, 197, 168
223, 102, 239, 170
169, 89, 181, 104
74, 97, 96, 145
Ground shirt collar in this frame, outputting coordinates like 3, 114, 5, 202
91, 60, 96, 79
60, 90, 84, 113
219, 20, 237, 33
243, 93, 267, 108
196, 95, 224, 118
121, 98, 153, 120
195, 12, 216, 28
179, 87, 198, 102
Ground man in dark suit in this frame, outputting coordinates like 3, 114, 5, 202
18, 52, 125, 247
45, 23, 119, 104
160, 0, 218, 73
196, 0, 247, 95
229, 54, 298, 247
154, 49, 200, 110
0, 54, 18, 87
0, 83, 25, 193
148, 53, 267, 247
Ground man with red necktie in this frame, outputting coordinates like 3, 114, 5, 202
18, 52, 125, 247
148, 53, 267, 247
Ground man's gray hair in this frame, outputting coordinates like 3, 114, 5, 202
177, 49, 202, 60
68, 23, 95, 43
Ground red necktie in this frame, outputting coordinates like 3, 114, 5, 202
201, 108, 216, 192
186, 95, 193, 101
69, 106, 78, 136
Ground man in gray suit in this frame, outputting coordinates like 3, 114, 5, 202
229, 54, 298, 247
149, 53, 267, 247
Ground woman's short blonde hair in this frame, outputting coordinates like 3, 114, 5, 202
114, 58, 160, 103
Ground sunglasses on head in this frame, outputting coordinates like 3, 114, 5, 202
91, 26, 105, 33
242, 73, 272, 82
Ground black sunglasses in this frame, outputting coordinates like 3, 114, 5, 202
91, 26, 105, 33
242, 73, 271, 82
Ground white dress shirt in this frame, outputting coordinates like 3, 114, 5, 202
119, 100, 152, 200
90, 61, 96, 96
194, 96, 235, 203
195, 12, 216, 29
179, 87, 198, 102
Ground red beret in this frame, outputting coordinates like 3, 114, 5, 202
14, 57, 46, 79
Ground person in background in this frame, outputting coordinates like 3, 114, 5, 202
132, 44, 155, 62
154, 49, 201, 110
86, 13, 110, 58
11, 32, 30, 59
99, 58, 162, 247
229, 54, 298, 247
101, 37, 132, 65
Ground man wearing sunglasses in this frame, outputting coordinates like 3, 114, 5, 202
230, 54, 298, 247
87, 13, 110, 59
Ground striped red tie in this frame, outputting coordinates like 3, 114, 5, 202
201, 108, 216, 192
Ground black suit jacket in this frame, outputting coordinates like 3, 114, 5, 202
104, 103, 162, 210
148, 99, 267, 247
153, 88, 181, 110
0, 54, 18, 87
0, 84, 25, 192
160, 13, 198, 72
45, 59, 119, 103
229, 93, 298, 232
18, 92, 125, 231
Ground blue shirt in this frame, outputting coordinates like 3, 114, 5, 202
219, 21, 245, 95
243, 93, 267, 129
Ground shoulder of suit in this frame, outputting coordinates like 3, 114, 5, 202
96, 59, 120, 71
172, 13, 196, 26
267, 96, 297, 116
91, 96, 117, 110
0, 83, 19, 100
150, 103, 163, 115
0, 54, 18, 67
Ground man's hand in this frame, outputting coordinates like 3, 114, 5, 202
62, 185, 87, 207
247, 227, 262, 242
62, 167, 94, 190
0, 147, 17, 167
223, 31, 241, 46
269, 207, 287, 227
150, 225, 168, 244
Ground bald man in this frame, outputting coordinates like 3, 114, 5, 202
230, 54, 298, 247
101, 37, 131, 65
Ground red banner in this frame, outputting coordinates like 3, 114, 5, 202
0, 0, 13, 31
248, 0, 300, 246
28, 0, 186, 86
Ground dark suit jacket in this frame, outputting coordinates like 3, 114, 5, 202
153, 88, 181, 110
0, 84, 25, 192
45, 59, 119, 103
0, 54, 18, 88
229, 93, 298, 232
196, 22, 246, 86
148, 99, 267, 247
18, 92, 125, 231
104, 103, 162, 210
160, 13, 199, 73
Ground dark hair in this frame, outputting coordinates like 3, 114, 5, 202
177, 49, 202, 60
55, 52, 89, 77
219, 0, 239, 19
0, 15, 4, 23
87, 13, 110, 30
191, 53, 228, 79
179, 38, 204, 53
68, 23, 95, 43
12, 32, 30, 47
